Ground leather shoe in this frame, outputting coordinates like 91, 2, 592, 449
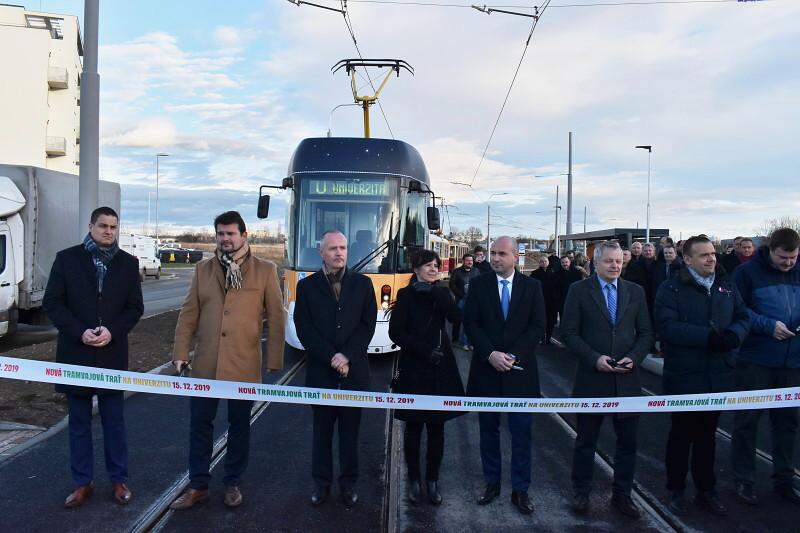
341, 487, 358, 507
667, 490, 688, 516
407, 480, 422, 504
734, 482, 759, 506
775, 485, 800, 505
64, 482, 95, 509
170, 488, 209, 510
695, 491, 727, 516
477, 483, 500, 505
571, 493, 589, 515
112, 482, 132, 505
311, 486, 329, 506
611, 493, 641, 519
511, 490, 534, 515
427, 480, 442, 505
224, 486, 242, 508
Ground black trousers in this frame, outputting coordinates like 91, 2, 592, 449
543, 304, 557, 343
732, 362, 800, 488
312, 405, 361, 490
451, 319, 462, 343
404, 421, 445, 481
572, 414, 639, 497
189, 397, 253, 489
665, 411, 721, 492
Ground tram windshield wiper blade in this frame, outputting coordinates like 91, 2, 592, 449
351, 239, 392, 273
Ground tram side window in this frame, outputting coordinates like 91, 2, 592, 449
0, 235, 5, 274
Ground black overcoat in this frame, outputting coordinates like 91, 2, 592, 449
463, 271, 545, 398
655, 267, 750, 395
42, 244, 144, 395
560, 276, 653, 413
530, 268, 557, 312
388, 284, 465, 423
294, 268, 377, 391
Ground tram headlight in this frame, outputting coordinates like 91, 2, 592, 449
381, 284, 391, 310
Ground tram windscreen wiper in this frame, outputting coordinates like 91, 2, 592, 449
351, 239, 392, 273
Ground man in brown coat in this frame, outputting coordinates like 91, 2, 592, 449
169, 211, 285, 510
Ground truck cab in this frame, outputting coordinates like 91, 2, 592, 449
0, 177, 26, 335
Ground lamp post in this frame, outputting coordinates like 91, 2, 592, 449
635, 145, 652, 243
486, 192, 508, 249
155, 152, 170, 242
146, 191, 154, 236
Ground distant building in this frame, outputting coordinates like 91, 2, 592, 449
0, 4, 82, 174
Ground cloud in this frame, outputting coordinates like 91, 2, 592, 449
213, 26, 259, 49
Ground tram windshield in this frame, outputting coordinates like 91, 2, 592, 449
292, 175, 401, 273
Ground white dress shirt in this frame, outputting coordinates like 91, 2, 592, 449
496, 270, 515, 300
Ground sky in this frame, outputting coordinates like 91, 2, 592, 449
34, 0, 800, 240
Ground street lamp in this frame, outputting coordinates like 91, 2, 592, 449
635, 145, 652, 243
155, 152, 170, 243
146, 191, 154, 236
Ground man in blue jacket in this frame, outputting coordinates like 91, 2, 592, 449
732, 227, 800, 505
655, 235, 749, 516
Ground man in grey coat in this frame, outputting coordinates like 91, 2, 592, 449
561, 241, 654, 519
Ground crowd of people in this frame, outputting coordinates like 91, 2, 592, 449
43, 207, 799, 523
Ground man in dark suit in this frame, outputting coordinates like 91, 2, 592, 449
561, 240, 653, 518
294, 230, 377, 508
464, 236, 546, 515
43, 207, 143, 508
529, 255, 557, 345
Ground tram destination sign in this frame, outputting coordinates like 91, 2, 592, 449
308, 178, 387, 197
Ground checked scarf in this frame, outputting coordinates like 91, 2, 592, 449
83, 233, 119, 293
216, 241, 250, 290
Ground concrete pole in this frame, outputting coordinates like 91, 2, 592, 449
566, 131, 573, 249
554, 185, 560, 256
78, 0, 99, 239
646, 149, 651, 244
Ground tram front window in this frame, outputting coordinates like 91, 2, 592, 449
294, 176, 399, 273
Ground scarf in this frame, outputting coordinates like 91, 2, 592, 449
216, 241, 250, 290
83, 232, 119, 293
687, 265, 715, 292
323, 264, 344, 301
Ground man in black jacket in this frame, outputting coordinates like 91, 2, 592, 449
473, 246, 493, 274
464, 236, 545, 515
655, 235, 749, 516
43, 207, 143, 509
530, 255, 557, 345
294, 230, 377, 508
449, 253, 479, 346
561, 240, 653, 518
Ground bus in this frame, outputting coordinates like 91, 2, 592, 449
257, 136, 441, 356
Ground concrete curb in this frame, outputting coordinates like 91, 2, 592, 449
0, 360, 177, 465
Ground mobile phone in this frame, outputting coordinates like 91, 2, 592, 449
507, 353, 524, 371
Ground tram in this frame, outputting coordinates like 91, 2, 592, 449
429, 234, 471, 281
257, 136, 441, 355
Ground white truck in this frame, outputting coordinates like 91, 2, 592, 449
119, 233, 161, 281
0, 165, 120, 336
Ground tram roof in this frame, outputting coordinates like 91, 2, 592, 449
287, 137, 431, 186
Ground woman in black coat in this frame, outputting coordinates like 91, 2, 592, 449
389, 249, 465, 506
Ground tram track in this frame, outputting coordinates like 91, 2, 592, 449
381, 354, 401, 533
130, 354, 307, 533
540, 391, 683, 533
640, 386, 800, 483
